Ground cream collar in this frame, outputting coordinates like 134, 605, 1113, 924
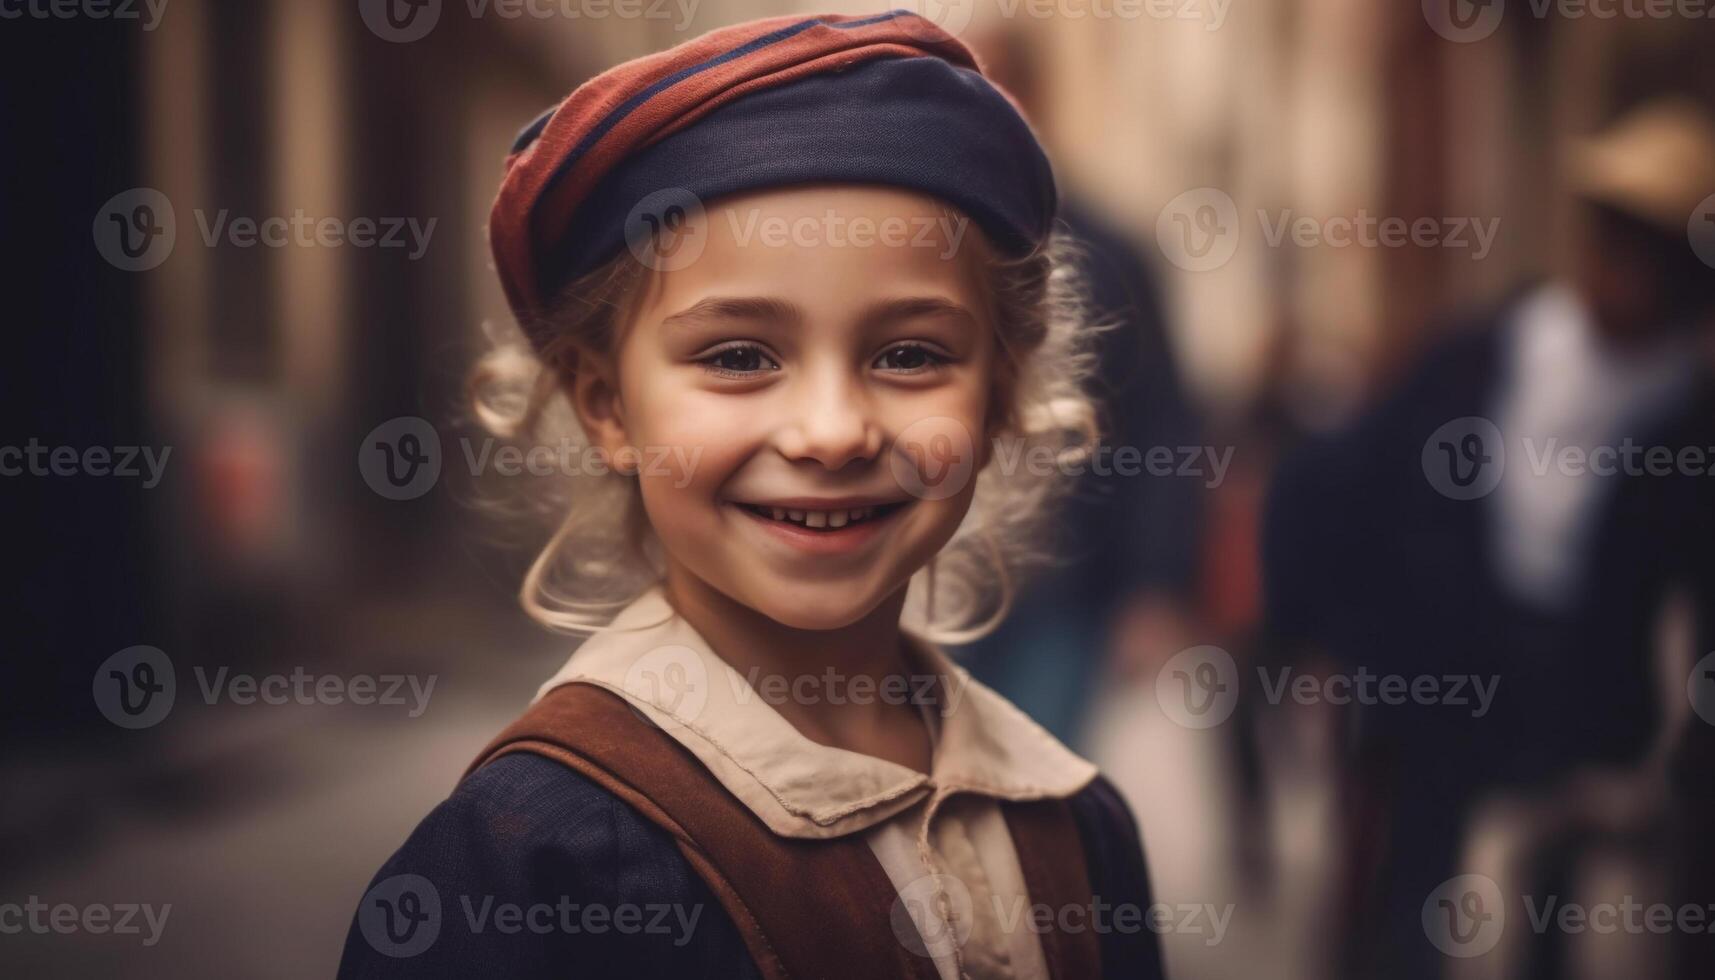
534, 587, 1097, 839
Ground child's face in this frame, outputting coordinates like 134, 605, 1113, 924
579, 184, 996, 630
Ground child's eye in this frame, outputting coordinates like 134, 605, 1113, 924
874, 342, 950, 374
698, 343, 780, 378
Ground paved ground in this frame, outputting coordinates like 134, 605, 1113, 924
1, 598, 567, 979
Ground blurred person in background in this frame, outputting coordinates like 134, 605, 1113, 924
959, 20, 1206, 747
1263, 96, 1715, 979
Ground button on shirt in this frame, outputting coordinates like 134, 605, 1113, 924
532, 587, 1100, 980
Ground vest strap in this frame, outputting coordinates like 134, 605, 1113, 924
467, 681, 1100, 979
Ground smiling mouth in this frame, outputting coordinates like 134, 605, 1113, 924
731, 501, 910, 532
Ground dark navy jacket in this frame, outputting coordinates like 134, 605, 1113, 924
337, 752, 1167, 979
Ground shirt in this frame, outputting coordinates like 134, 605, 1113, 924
533, 586, 1100, 980
1491, 283, 1697, 608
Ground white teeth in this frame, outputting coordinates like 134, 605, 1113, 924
748, 504, 889, 528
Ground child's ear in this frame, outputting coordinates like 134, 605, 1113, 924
567, 353, 632, 464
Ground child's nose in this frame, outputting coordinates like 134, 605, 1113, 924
774, 375, 884, 470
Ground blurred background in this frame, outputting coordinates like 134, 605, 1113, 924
4, 0, 1714, 977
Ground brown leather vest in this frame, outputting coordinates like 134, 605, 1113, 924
466, 682, 1102, 980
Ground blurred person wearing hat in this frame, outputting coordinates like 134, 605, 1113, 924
1262, 96, 1715, 980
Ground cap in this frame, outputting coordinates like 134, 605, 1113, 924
487, 9, 1059, 341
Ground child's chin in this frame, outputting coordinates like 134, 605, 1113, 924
751, 588, 884, 632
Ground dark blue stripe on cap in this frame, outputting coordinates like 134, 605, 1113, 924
511, 106, 558, 155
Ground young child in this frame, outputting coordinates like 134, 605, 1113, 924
339, 11, 1165, 979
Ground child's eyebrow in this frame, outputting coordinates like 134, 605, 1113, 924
857, 296, 979, 332
659, 295, 978, 331
661, 296, 802, 329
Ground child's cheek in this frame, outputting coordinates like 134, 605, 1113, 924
883, 377, 991, 505
625, 410, 729, 574
625, 386, 764, 512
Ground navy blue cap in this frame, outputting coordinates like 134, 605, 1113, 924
538, 54, 1058, 298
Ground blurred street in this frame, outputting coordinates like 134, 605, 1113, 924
5, 1, 1713, 977
1, 582, 567, 979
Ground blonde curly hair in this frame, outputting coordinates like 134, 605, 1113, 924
468, 220, 1105, 644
